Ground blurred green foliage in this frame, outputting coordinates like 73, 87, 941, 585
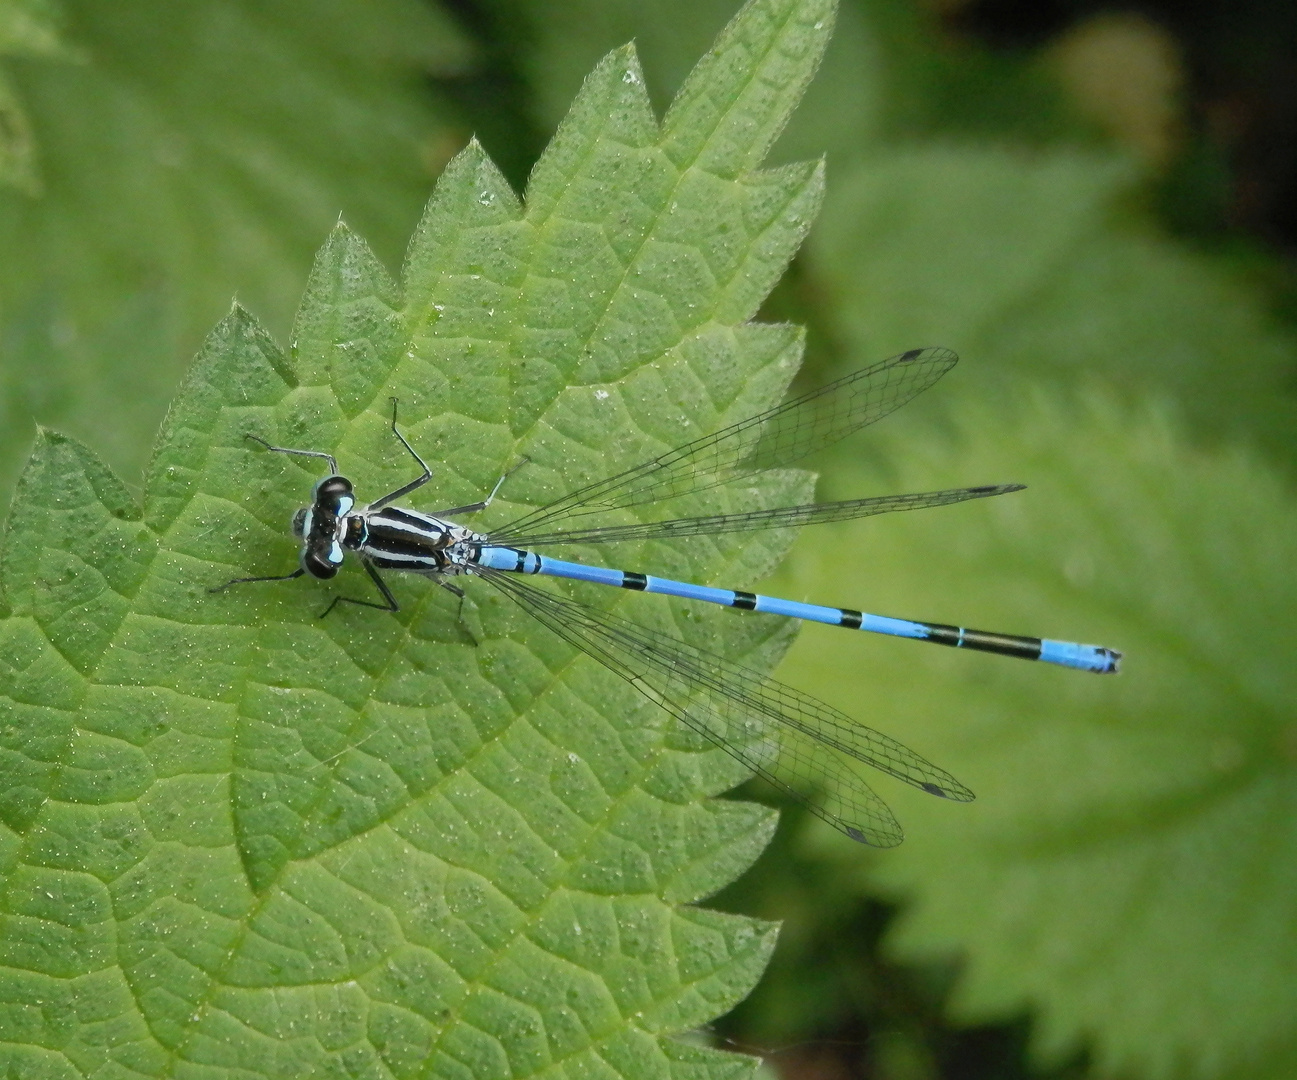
0, 0, 470, 502
1, 1, 1294, 1079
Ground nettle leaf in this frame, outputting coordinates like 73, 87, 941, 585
768, 390, 1297, 1080
775, 114, 1297, 1080
0, 0, 836, 1074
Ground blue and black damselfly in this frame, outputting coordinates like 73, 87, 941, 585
212, 347, 1121, 846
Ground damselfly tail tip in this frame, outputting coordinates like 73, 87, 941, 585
1040, 639, 1124, 674
1096, 647, 1123, 674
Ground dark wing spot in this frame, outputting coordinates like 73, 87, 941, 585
898, 348, 923, 362
968, 483, 1026, 495
921, 781, 947, 797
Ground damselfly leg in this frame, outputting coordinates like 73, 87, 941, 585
433, 456, 528, 517
371, 398, 434, 509
319, 558, 399, 618
374, 398, 524, 516
207, 433, 338, 595
243, 434, 337, 476
209, 567, 306, 592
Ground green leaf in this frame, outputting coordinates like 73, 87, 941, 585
513, 0, 1297, 463
762, 77, 1297, 1080
485, 0, 1079, 203
0, 0, 470, 507
0, 0, 838, 1073
767, 389, 1297, 1080
805, 143, 1297, 464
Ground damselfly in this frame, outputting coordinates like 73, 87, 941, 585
212, 347, 1121, 846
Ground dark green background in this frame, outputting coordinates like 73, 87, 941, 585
2, 1, 1293, 1078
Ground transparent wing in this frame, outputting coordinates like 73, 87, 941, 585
492, 347, 957, 545
479, 567, 973, 847
502, 484, 1020, 548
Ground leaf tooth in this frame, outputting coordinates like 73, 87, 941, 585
290, 221, 403, 416
526, 42, 659, 223
3, 428, 149, 668
402, 138, 522, 328
640, 907, 780, 1030
144, 304, 294, 532
662, 0, 836, 178
716, 156, 825, 324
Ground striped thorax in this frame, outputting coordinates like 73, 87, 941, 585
354, 504, 482, 576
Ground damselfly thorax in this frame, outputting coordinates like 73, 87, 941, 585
351, 505, 481, 576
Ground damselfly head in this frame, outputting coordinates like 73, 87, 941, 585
295, 475, 355, 580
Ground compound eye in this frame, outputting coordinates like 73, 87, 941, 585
314, 476, 355, 517
302, 550, 340, 579
315, 475, 352, 502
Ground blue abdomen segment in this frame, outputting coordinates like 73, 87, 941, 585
472, 546, 1121, 673
1040, 639, 1122, 673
